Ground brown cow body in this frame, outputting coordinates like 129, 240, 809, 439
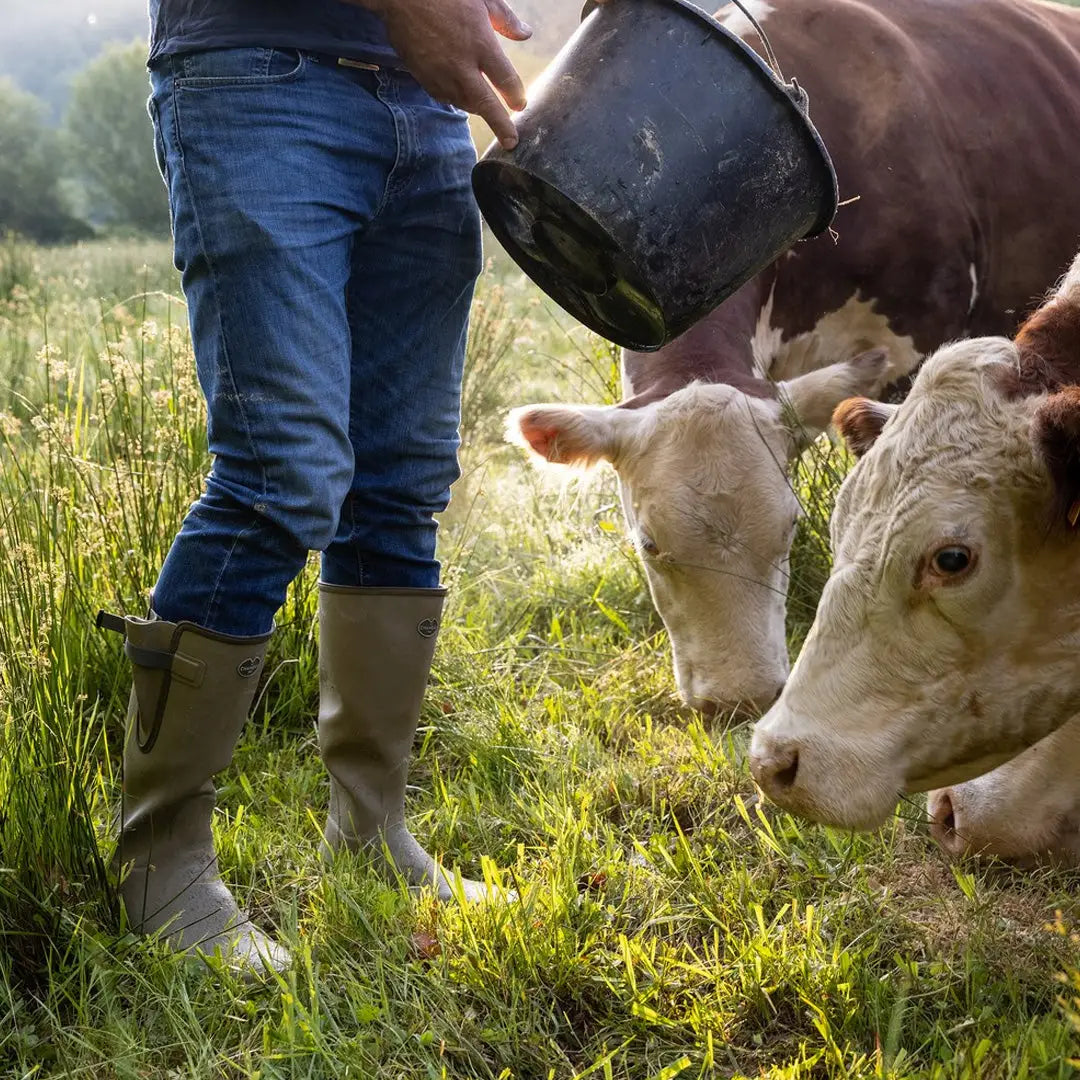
626, 0, 1080, 403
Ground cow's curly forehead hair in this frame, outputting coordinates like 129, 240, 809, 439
628, 381, 784, 486
832, 337, 1048, 541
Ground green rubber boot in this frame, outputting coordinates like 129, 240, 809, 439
317, 586, 507, 902
100, 611, 290, 973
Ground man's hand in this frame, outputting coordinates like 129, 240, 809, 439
361, 0, 533, 150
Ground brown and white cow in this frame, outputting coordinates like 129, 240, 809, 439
750, 252, 1080, 831
510, 0, 1080, 714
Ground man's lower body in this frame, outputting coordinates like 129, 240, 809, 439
105, 47, 495, 971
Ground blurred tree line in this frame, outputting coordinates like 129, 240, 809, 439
0, 0, 578, 245
0, 40, 168, 242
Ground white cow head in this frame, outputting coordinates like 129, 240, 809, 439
751, 253, 1080, 829
928, 714, 1080, 867
508, 352, 888, 714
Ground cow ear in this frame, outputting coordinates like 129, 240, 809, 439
507, 403, 640, 468
832, 397, 899, 458
1013, 253, 1080, 393
777, 348, 890, 449
1034, 387, 1080, 530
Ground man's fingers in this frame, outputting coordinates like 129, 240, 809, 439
486, 0, 533, 41
466, 77, 520, 150
482, 44, 527, 113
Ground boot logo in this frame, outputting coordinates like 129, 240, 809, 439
417, 618, 439, 639
237, 657, 262, 678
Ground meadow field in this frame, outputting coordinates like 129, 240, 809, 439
1, 235, 1079, 1079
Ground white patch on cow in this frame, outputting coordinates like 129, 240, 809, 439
752, 292, 921, 385
1062, 255, 1080, 296
968, 263, 979, 315
750, 281, 784, 379
714, 0, 775, 38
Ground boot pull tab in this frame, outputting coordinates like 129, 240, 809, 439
96, 610, 127, 635
95, 610, 206, 754
98, 610, 163, 754
96, 610, 206, 685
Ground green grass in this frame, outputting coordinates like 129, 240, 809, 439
1, 234, 1079, 1078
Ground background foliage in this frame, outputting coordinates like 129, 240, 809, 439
64, 40, 171, 234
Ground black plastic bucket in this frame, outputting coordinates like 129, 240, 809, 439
472, 0, 838, 351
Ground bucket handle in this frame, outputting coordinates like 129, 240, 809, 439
723, 0, 815, 116
726, 0, 784, 83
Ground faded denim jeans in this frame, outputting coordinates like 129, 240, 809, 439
147, 47, 482, 636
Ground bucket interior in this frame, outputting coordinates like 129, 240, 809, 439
473, 161, 669, 351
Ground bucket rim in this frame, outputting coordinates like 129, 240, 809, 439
579, 0, 838, 237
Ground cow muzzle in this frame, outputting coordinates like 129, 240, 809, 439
674, 653, 786, 720
749, 707, 904, 831
928, 787, 1080, 868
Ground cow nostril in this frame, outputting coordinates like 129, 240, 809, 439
774, 750, 799, 791
751, 741, 802, 801
929, 791, 958, 844
937, 793, 956, 836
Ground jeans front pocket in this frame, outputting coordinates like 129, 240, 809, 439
147, 94, 169, 187
174, 47, 305, 88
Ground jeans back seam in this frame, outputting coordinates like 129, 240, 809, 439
167, 72, 270, 507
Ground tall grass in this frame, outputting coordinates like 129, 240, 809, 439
1, 236, 1078, 1078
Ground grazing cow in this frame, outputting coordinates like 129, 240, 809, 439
928, 715, 1080, 867
510, 0, 1080, 715
750, 252, 1080, 831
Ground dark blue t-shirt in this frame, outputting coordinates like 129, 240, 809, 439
148, 0, 400, 68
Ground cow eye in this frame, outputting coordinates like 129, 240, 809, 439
639, 534, 659, 557
931, 545, 972, 576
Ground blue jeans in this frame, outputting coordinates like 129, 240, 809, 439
147, 48, 482, 637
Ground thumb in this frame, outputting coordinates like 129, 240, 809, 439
487, 0, 533, 41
